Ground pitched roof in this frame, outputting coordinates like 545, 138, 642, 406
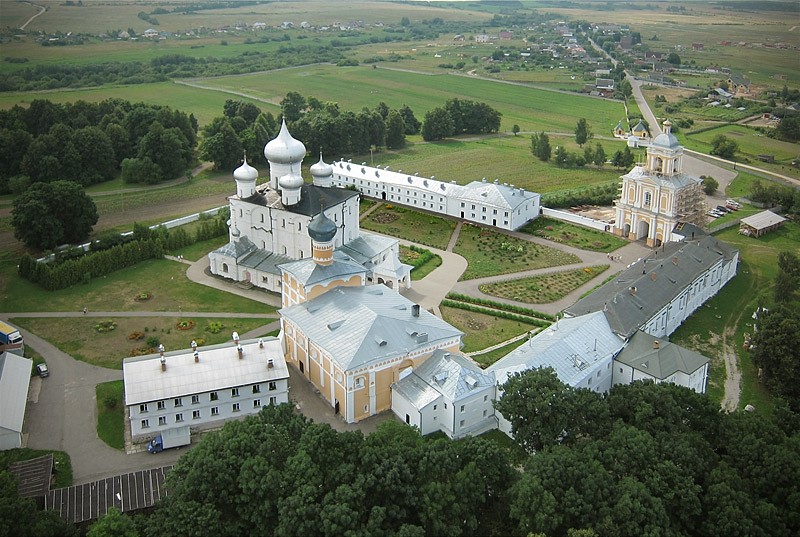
0, 352, 33, 436
279, 286, 463, 371
564, 236, 738, 338
339, 232, 398, 267
242, 184, 358, 216
740, 210, 786, 231
278, 252, 366, 286
488, 311, 624, 387
616, 330, 709, 378
398, 349, 494, 405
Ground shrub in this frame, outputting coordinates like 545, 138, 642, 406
207, 322, 225, 334
146, 336, 161, 348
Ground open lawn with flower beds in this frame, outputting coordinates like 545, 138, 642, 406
361, 205, 455, 250
521, 217, 628, 252
454, 224, 579, 280
400, 245, 442, 281
479, 265, 610, 304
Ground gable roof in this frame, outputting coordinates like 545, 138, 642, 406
280, 286, 463, 371
0, 352, 33, 436
740, 210, 786, 231
564, 236, 738, 338
616, 331, 709, 378
488, 311, 624, 387
243, 184, 358, 217
278, 252, 366, 286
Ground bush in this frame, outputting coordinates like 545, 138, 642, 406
207, 322, 225, 334
146, 336, 161, 348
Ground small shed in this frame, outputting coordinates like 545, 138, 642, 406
739, 210, 786, 237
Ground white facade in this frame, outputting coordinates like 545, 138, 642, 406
0, 352, 33, 450
330, 162, 540, 231
123, 339, 289, 439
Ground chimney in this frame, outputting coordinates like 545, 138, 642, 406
412, 304, 420, 317
268, 358, 274, 369
194, 351, 199, 363
653, 340, 660, 350
237, 344, 243, 359
160, 356, 166, 372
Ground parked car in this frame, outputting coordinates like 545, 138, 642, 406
715, 205, 731, 213
726, 199, 742, 208
36, 363, 49, 378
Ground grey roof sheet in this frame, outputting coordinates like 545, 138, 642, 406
212, 236, 256, 259
621, 166, 699, 189
740, 210, 786, 230
565, 236, 738, 338
616, 331, 709, 378
409, 349, 495, 402
279, 253, 366, 285
0, 353, 32, 435
458, 180, 538, 210
123, 339, 288, 405
240, 249, 294, 274
280, 287, 463, 371
391, 373, 441, 409
488, 312, 624, 387
339, 232, 398, 266
242, 184, 357, 216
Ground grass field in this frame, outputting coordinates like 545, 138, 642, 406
479, 265, 609, 304
470, 338, 527, 370
521, 217, 628, 252
684, 125, 800, 167
96, 381, 125, 450
361, 204, 456, 250
440, 305, 536, 354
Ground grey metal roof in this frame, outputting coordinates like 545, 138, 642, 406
740, 210, 786, 231
242, 184, 358, 217
278, 253, 366, 286
616, 330, 709, 378
339, 232, 397, 266
488, 311, 624, 387
565, 236, 738, 338
0, 352, 32, 436
239, 248, 294, 275
391, 372, 441, 410
279, 286, 463, 371
123, 338, 288, 405
212, 236, 256, 259
404, 349, 495, 403
458, 180, 538, 210
621, 165, 700, 189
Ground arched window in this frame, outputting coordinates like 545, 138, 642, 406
222, 263, 229, 273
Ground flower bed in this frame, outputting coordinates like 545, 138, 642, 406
95, 320, 117, 333
134, 291, 153, 302
176, 320, 196, 331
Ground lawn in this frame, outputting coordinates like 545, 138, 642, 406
399, 245, 442, 281
454, 223, 579, 281
441, 306, 537, 354
521, 217, 628, 252
684, 125, 800, 168
0, 448, 73, 488
12, 316, 276, 370
0, 257, 273, 314
96, 381, 125, 450
479, 265, 610, 304
361, 204, 456, 250
470, 338, 528, 370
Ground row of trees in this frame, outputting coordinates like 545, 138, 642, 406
0, 99, 197, 191
66, 374, 800, 537
421, 98, 502, 141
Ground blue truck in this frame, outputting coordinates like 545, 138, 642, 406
147, 426, 191, 453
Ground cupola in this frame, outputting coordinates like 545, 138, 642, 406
233, 153, 258, 198
264, 119, 306, 190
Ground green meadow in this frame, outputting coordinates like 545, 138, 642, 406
684, 125, 800, 165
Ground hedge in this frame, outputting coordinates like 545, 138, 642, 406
441, 299, 552, 328
446, 292, 554, 321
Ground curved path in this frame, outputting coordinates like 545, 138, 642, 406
19, 1, 46, 31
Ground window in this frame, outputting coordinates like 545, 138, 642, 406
141, 419, 150, 429
433, 404, 437, 411
597, 371, 601, 377
483, 409, 487, 417
459, 420, 465, 427
460, 202, 465, 207
484, 395, 488, 402
222, 263, 228, 273
191, 395, 200, 405
252, 384, 261, 394
482, 207, 486, 212
231, 388, 239, 397
355, 377, 365, 389
444, 403, 448, 409
471, 204, 475, 210
232, 403, 240, 412
210, 392, 218, 402
157, 401, 165, 410
253, 399, 262, 408
211, 407, 219, 416
192, 410, 201, 420
619, 367, 624, 374
158, 416, 167, 426
269, 397, 277, 405
588, 377, 593, 385
644, 192, 652, 207
460, 405, 465, 413
268, 381, 277, 391
139, 403, 148, 413
176, 413, 184, 422
174, 398, 183, 407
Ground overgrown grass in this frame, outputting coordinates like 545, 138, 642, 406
0, 449, 72, 488
441, 306, 535, 354
361, 205, 455, 250
12, 316, 275, 370
400, 245, 442, 281
0, 258, 272, 314
172, 235, 229, 262
521, 217, 628, 252
479, 265, 609, 304
454, 224, 579, 281
96, 381, 125, 450
470, 338, 527, 370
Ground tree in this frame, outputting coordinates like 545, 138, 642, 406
618, 78, 633, 98
385, 109, 406, 149
667, 52, 681, 66
554, 146, 570, 167
512, 124, 520, 136
701, 175, 719, 195
710, 134, 738, 159
11, 180, 98, 250
87, 507, 139, 537
281, 91, 307, 123
531, 132, 551, 162
421, 107, 454, 141
199, 118, 243, 171
399, 105, 421, 135
750, 305, 800, 407
138, 122, 192, 180
120, 156, 161, 185
593, 143, 606, 167
575, 118, 592, 147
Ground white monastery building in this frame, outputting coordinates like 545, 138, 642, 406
123, 338, 289, 440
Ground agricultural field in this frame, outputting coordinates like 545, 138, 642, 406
684, 125, 800, 166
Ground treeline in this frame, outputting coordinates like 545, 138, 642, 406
65, 377, 800, 537
541, 180, 620, 209
0, 99, 197, 193
421, 98, 502, 141
17, 214, 227, 290
749, 179, 800, 215
0, 45, 344, 92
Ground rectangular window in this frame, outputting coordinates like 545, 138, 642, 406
484, 395, 488, 402
176, 413, 184, 422
253, 384, 261, 394
158, 416, 167, 426
483, 409, 487, 417
269, 397, 277, 405
157, 401, 165, 410
460, 202, 465, 207
268, 381, 277, 391
232, 403, 240, 412
192, 410, 201, 420
459, 420, 465, 427
141, 419, 149, 429
444, 403, 448, 409
482, 207, 486, 212
211, 407, 219, 416
460, 405, 465, 413
210, 392, 218, 402
174, 398, 183, 407
191, 395, 200, 405
139, 403, 148, 413
253, 399, 262, 408
355, 377, 365, 389
231, 388, 239, 397
433, 404, 437, 410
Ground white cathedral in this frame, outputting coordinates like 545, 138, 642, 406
208, 121, 412, 294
